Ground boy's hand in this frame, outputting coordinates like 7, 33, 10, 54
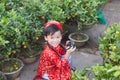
66, 46, 76, 54
66, 40, 75, 50
65, 46, 76, 59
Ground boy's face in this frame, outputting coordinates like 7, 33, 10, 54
44, 30, 62, 47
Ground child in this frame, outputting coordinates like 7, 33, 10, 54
34, 21, 76, 80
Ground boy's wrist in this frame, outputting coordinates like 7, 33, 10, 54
64, 53, 70, 59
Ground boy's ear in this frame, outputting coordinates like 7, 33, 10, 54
44, 36, 47, 41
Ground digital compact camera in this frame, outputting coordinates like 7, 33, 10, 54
66, 41, 75, 50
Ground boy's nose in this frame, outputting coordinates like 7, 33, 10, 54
54, 38, 58, 41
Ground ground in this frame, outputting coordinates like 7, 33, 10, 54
16, 0, 120, 80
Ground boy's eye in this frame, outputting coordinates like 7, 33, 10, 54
57, 36, 59, 38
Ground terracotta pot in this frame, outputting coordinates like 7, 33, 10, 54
20, 56, 38, 64
68, 32, 89, 47
20, 50, 41, 64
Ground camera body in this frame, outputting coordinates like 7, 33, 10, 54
66, 41, 75, 50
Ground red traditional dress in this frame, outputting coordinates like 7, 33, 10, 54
36, 44, 71, 80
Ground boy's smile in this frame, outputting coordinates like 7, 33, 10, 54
44, 30, 62, 47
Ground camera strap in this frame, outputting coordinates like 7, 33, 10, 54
47, 42, 66, 80
47, 42, 62, 58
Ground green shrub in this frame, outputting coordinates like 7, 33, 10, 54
0, 0, 104, 58
0, 0, 43, 58
91, 22, 120, 80
99, 23, 120, 64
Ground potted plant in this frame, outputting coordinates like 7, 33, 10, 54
78, 0, 102, 29
0, 0, 44, 61
19, 50, 41, 64
19, 43, 42, 64
68, 32, 89, 47
0, 58, 24, 80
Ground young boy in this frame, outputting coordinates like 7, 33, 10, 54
34, 21, 76, 80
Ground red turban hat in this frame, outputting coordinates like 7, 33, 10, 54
44, 21, 63, 31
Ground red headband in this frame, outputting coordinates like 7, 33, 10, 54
44, 21, 63, 31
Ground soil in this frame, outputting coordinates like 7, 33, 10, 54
0, 59, 21, 73
71, 33, 86, 41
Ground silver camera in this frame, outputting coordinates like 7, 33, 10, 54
66, 41, 75, 50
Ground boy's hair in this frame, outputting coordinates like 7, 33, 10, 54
44, 24, 62, 36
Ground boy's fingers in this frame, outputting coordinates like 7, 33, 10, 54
67, 46, 76, 53
72, 46, 76, 52
66, 40, 70, 45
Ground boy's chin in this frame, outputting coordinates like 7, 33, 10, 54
52, 44, 59, 47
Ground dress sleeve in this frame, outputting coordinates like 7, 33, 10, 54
48, 51, 70, 68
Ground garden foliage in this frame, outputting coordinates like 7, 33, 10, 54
0, 0, 104, 58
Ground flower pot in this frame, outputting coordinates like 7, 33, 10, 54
0, 58, 24, 80
82, 22, 95, 30
0, 71, 7, 80
68, 32, 89, 47
19, 50, 41, 64
20, 55, 38, 64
